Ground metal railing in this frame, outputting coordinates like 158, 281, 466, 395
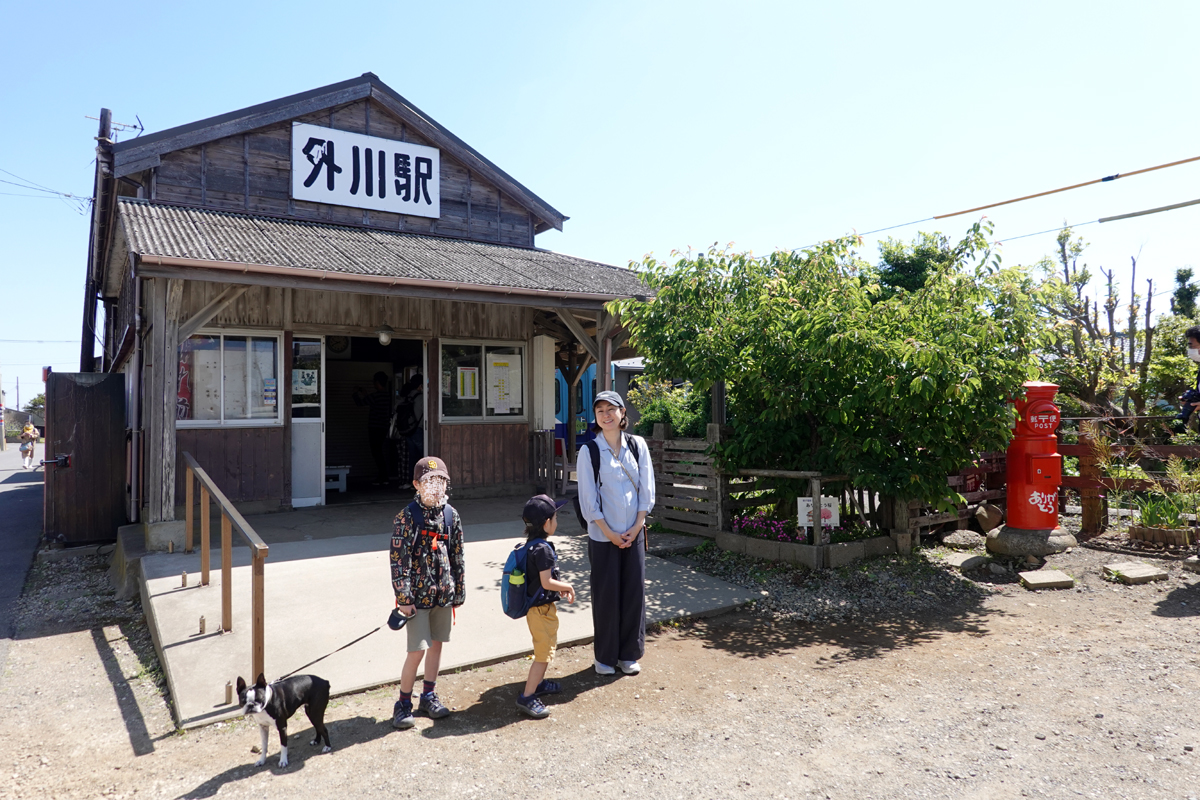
181, 451, 269, 680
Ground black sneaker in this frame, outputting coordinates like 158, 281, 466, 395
392, 699, 414, 730
516, 693, 550, 719
418, 691, 451, 719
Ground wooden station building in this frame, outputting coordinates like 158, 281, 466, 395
82, 73, 645, 532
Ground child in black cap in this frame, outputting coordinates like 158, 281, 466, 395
516, 494, 575, 719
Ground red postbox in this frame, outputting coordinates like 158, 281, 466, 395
1005, 381, 1062, 531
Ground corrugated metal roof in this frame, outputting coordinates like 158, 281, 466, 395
116, 200, 648, 298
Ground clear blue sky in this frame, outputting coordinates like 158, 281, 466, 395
2, 1, 1198, 407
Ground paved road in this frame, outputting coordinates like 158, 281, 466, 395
0, 438, 44, 682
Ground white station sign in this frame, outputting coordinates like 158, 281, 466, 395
291, 122, 440, 218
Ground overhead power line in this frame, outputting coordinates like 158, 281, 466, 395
934, 154, 1200, 220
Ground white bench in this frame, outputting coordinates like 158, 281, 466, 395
325, 465, 351, 494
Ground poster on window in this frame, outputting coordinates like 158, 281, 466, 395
486, 353, 522, 414
263, 377, 278, 406
457, 367, 479, 399
292, 369, 318, 396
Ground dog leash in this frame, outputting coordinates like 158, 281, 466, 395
276, 626, 382, 681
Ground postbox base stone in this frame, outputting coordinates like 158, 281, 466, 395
986, 525, 1077, 557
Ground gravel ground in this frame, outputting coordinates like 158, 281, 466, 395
3, 522, 1200, 799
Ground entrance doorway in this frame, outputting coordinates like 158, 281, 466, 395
322, 335, 425, 504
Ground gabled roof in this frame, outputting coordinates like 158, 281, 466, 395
114, 200, 648, 308
110, 73, 567, 232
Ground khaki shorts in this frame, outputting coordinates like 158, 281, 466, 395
526, 603, 559, 663
406, 606, 453, 652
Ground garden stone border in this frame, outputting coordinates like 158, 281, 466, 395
1127, 525, 1196, 548
716, 530, 897, 570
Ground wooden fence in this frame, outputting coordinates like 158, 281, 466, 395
645, 425, 1008, 545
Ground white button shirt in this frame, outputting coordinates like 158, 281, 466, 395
577, 432, 656, 543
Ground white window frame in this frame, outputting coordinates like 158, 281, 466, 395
176, 329, 284, 429
438, 338, 529, 424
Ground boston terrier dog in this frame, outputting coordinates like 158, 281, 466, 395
236, 673, 332, 768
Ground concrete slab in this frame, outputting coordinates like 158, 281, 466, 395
140, 518, 755, 729
1103, 561, 1168, 584
1018, 569, 1075, 590
942, 552, 990, 573
1184, 556, 1200, 575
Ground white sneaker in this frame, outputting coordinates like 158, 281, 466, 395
594, 659, 616, 676
619, 660, 641, 675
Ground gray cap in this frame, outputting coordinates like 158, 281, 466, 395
593, 390, 625, 409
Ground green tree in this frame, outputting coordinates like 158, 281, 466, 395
612, 222, 1047, 506
877, 231, 961, 297
23, 393, 45, 415
1171, 268, 1198, 318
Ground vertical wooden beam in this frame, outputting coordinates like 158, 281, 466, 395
566, 348, 578, 456
221, 513, 232, 632
709, 424, 731, 532
200, 485, 211, 585
252, 549, 266, 681
185, 467, 194, 553
711, 381, 727, 425
1078, 429, 1104, 535
810, 477, 825, 553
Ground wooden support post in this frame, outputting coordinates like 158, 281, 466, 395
221, 513, 232, 633
810, 477, 825, 547
1078, 429, 1104, 535
891, 497, 913, 554
200, 486, 211, 586
711, 381, 727, 425
185, 467, 194, 553
566, 348, 578, 457
709, 424, 731, 532
252, 549, 265, 681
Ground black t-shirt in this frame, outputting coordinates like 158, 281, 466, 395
526, 539, 560, 605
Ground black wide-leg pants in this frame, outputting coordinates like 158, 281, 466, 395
589, 532, 646, 666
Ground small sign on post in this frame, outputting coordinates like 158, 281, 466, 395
798, 496, 840, 527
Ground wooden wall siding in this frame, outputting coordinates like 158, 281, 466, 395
179, 283, 285, 328
435, 301, 529, 340
176, 426, 286, 504
437, 423, 530, 487
152, 98, 533, 247
173, 281, 530, 341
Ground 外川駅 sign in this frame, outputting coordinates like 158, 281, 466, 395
291, 122, 440, 218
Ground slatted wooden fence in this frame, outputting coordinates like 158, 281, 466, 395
646, 424, 721, 537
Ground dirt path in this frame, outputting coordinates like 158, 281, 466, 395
2, 543, 1199, 799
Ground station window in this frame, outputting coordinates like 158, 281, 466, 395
177, 333, 281, 426
439, 340, 525, 422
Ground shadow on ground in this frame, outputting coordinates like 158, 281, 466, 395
1152, 580, 1200, 618
176, 715, 391, 799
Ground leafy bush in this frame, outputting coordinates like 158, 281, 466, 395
628, 380, 710, 438
613, 222, 1046, 506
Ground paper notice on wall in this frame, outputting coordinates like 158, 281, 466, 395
263, 377, 278, 406
797, 496, 840, 527
457, 367, 479, 399
486, 354, 521, 413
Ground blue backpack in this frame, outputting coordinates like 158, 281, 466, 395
500, 540, 550, 619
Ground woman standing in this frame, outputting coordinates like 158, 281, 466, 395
19, 422, 38, 470
577, 390, 656, 675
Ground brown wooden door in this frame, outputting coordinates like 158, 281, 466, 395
44, 372, 126, 545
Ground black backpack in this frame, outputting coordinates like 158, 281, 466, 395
571, 433, 642, 531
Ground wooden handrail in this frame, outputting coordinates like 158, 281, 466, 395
181, 450, 268, 682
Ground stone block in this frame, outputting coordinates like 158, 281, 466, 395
743, 536, 780, 562
975, 503, 1004, 532
942, 530, 986, 549
863, 535, 897, 558
986, 526, 1076, 557
779, 541, 821, 570
943, 552, 990, 573
108, 524, 147, 600
1103, 561, 1168, 584
144, 520, 186, 552
716, 531, 746, 555
1183, 556, 1200, 575
1018, 569, 1074, 590
826, 541, 865, 568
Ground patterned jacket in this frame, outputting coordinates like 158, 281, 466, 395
390, 499, 465, 609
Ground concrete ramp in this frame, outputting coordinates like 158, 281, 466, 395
139, 521, 754, 728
